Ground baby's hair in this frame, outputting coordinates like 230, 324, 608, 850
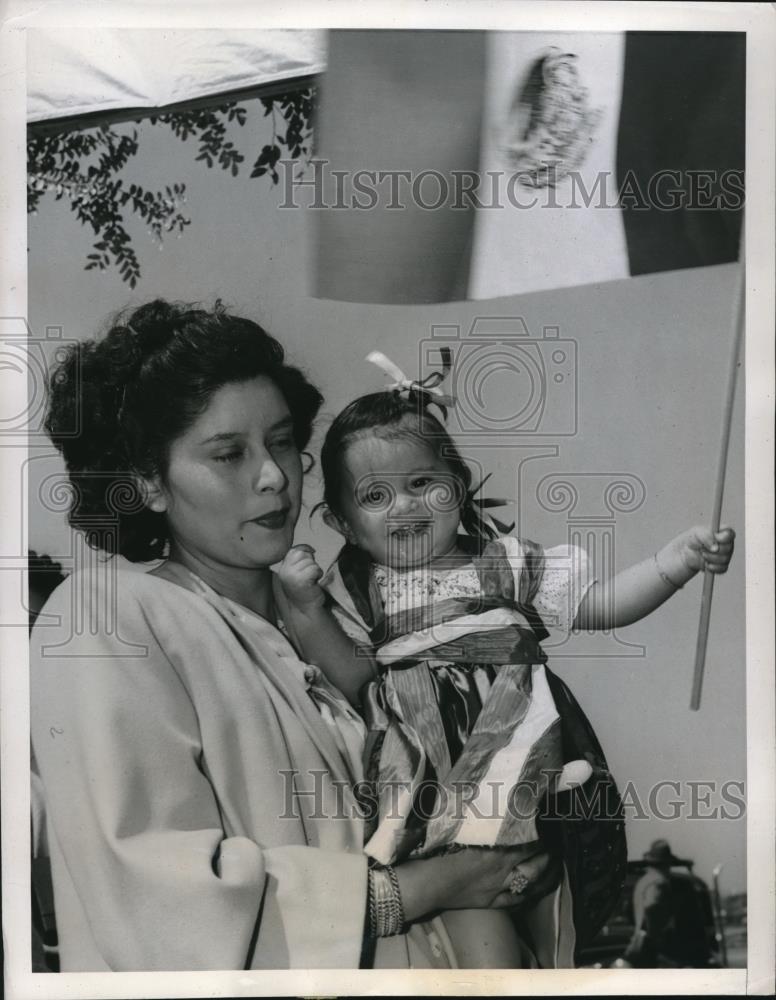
45, 298, 323, 562
319, 389, 497, 542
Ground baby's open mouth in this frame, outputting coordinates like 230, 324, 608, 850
389, 522, 432, 536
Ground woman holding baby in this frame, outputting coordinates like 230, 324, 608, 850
31, 299, 733, 970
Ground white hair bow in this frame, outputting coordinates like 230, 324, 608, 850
365, 347, 455, 411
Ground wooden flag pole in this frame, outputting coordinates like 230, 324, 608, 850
690, 243, 745, 711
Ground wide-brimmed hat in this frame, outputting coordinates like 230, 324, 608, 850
643, 839, 688, 866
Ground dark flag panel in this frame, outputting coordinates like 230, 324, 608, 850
617, 32, 745, 276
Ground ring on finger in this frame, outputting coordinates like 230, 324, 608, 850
507, 866, 530, 895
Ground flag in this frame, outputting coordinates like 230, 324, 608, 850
313, 30, 744, 303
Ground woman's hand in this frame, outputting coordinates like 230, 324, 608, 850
394, 846, 562, 923
276, 544, 326, 612
657, 525, 736, 587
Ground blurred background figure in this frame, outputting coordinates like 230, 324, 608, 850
619, 839, 716, 968
29, 551, 66, 972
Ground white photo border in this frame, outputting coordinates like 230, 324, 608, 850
2, 1, 773, 997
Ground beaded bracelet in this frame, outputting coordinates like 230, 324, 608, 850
367, 863, 406, 937
384, 865, 405, 928
654, 551, 685, 590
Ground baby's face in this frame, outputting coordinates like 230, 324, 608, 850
336, 433, 463, 570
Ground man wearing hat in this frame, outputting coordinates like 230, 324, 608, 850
620, 839, 690, 967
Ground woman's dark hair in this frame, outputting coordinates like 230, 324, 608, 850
45, 299, 323, 562
320, 390, 497, 542
27, 550, 67, 632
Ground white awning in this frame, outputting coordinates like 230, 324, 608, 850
27, 28, 326, 124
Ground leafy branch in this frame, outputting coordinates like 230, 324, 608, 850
252, 89, 315, 182
27, 86, 316, 287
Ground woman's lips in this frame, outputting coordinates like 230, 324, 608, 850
250, 507, 290, 530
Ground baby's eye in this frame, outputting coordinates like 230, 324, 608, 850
360, 484, 392, 509
424, 477, 463, 511
411, 476, 433, 490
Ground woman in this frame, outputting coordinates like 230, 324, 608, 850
31, 299, 562, 971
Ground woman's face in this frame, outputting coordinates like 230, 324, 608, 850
151, 376, 303, 572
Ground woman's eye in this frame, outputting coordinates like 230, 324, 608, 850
213, 450, 243, 464
411, 476, 433, 489
269, 436, 296, 452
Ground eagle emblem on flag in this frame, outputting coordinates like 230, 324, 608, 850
499, 47, 603, 188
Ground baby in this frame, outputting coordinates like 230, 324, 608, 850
276, 365, 734, 966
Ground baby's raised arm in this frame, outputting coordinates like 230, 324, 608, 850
573, 525, 735, 630
275, 544, 377, 706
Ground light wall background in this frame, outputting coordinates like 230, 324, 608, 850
27, 102, 746, 892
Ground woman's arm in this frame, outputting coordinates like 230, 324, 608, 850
281, 601, 377, 706
32, 578, 265, 969
395, 845, 561, 920
573, 525, 735, 630
275, 545, 377, 705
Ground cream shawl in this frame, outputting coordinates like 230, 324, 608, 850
30, 563, 385, 971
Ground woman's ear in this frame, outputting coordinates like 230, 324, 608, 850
135, 475, 168, 514
322, 508, 355, 543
